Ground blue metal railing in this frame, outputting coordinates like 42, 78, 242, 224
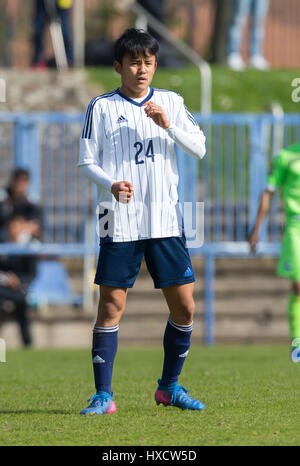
1, 112, 300, 344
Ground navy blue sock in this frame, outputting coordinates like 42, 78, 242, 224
92, 324, 119, 395
160, 317, 193, 387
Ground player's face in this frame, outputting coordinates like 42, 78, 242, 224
114, 52, 157, 98
12, 176, 29, 198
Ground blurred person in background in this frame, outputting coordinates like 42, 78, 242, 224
32, 0, 73, 68
227, 0, 270, 71
136, 0, 182, 67
0, 168, 42, 242
136, 0, 165, 41
248, 143, 300, 362
0, 214, 39, 346
0, 0, 19, 67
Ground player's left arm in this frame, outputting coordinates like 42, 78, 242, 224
143, 100, 206, 160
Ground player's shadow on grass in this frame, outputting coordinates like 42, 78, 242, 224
0, 409, 73, 414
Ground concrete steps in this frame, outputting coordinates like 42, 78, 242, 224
64, 257, 290, 343
1, 256, 291, 347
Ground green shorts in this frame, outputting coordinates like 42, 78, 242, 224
277, 217, 300, 281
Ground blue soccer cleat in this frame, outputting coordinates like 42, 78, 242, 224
155, 379, 205, 411
80, 391, 116, 415
291, 346, 300, 363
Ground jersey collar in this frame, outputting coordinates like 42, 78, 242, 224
116, 87, 154, 107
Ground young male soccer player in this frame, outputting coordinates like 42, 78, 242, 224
248, 144, 300, 361
78, 28, 206, 414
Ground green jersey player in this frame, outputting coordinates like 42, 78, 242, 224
248, 143, 300, 361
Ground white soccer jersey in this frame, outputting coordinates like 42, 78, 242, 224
78, 87, 204, 243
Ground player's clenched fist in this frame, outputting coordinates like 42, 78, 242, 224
111, 181, 134, 203
143, 101, 170, 129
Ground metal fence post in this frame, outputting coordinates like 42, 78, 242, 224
204, 253, 215, 346
14, 117, 41, 202
249, 117, 268, 240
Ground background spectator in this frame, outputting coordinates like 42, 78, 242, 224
136, 0, 165, 41
227, 0, 270, 71
136, 0, 182, 67
32, 0, 73, 68
0, 168, 42, 242
0, 214, 39, 346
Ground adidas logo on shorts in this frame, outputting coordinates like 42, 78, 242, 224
183, 267, 193, 278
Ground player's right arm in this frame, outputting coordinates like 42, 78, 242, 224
78, 98, 133, 203
143, 94, 206, 160
248, 189, 274, 252
248, 150, 287, 252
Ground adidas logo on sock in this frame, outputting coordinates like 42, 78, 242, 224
179, 350, 189, 358
93, 355, 105, 364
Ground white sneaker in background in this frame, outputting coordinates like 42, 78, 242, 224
227, 53, 246, 71
249, 54, 270, 70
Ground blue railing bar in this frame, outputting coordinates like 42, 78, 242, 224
190, 241, 281, 256
0, 112, 83, 123
0, 241, 280, 257
2, 112, 300, 123
2, 112, 300, 127
0, 243, 99, 256
193, 113, 300, 125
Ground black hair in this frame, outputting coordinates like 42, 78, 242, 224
11, 167, 30, 181
114, 28, 159, 64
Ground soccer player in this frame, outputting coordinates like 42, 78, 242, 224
248, 143, 300, 361
78, 28, 206, 415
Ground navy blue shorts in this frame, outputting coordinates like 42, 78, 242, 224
94, 236, 195, 289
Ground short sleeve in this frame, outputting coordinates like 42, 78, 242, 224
267, 151, 288, 190
78, 98, 103, 166
175, 95, 199, 132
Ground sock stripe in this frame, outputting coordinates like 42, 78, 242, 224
168, 316, 193, 333
93, 324, 119, 334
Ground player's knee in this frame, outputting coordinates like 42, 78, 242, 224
99, 299, 124, 320
175, 300, 195, 323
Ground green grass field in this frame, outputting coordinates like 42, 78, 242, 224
0, 344, 299, 446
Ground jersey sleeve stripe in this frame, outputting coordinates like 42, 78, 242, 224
81, 99, 94, 138
81, 91, 117, 139
184, 106, 198, 126
82, 99, 95, 138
